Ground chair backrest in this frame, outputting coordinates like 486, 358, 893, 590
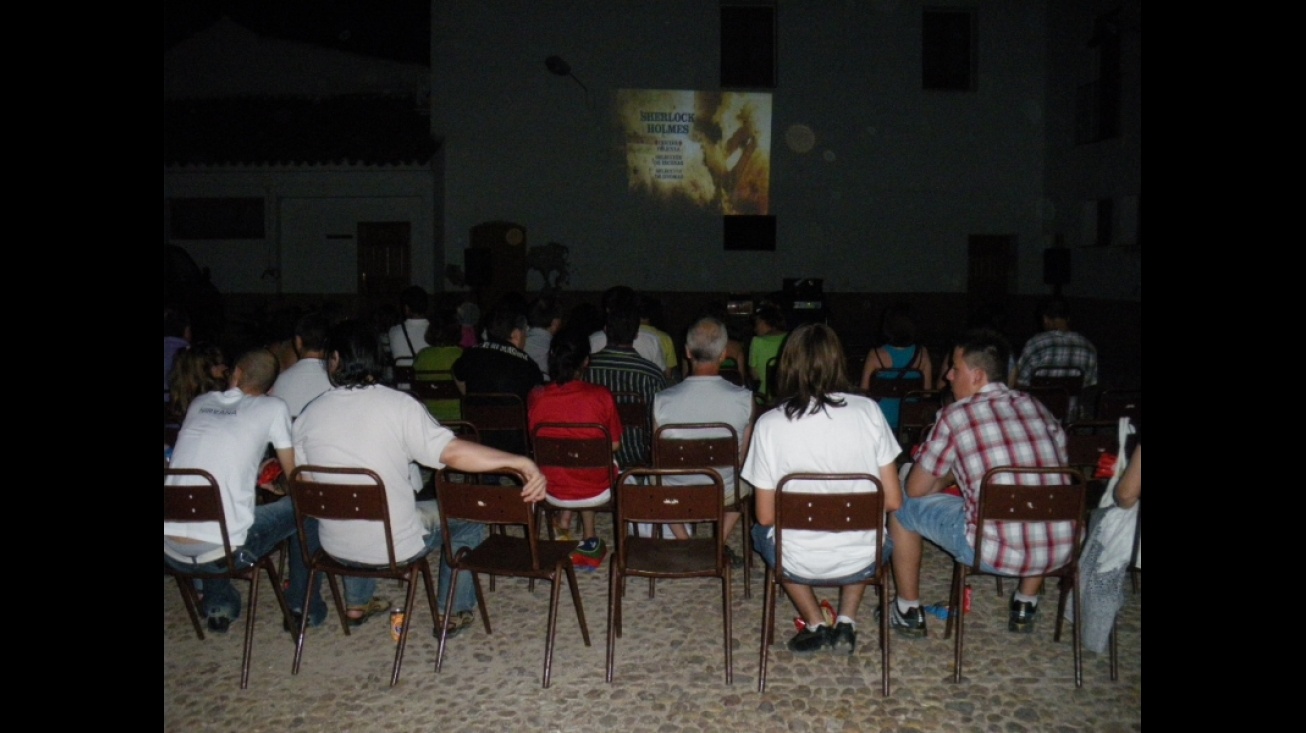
288, 466, 400, 571
1030, 367, 1085, 395
773, 473, 885, 578
1063, 423, 1117, 474
411, 370, 463, 402
764, 357, 779, 399
436, 467, 544, 568
719, 365, 745, 387
972, 466, 1086, 573
164, 468, 234, 560
531, 422, 617, 485
611, 389, 650, 432
615, 467, 725, 526
865, 369, 926, 400
898, 389, 942, 446
391, 364, 416, 390
463, 392, 529, 450
440, 419, 481, 443
652, 422, 741, 504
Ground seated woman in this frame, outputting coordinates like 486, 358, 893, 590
743, 323, 903, 654
167, 343, 228, 423
859, 308, 932, 434
527, 329, 622, 563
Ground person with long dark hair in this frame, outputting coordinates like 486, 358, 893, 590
742, 323, 903, 654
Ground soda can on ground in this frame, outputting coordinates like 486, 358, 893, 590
389, 608, 405, 642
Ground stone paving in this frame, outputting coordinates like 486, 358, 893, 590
164, 525, 1141, 732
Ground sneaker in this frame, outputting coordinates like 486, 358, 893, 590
876, 601, 927, 638
571, 537, 607, 568
829, 621, 857, 654
206, 615, 233, 634
786, 624, 833, 653
1008, 597, 1038, 633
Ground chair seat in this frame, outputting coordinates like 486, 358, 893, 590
457, 534, 577, 577
623, 537, 719, 576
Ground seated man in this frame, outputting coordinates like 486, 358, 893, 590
652, 316, 754, 553
1014, 296, 1098, 389
524, 297, 561, 380
294, 321, 547, 636
585, 303, 667, 469
269, 311, 332, 419
888, 329, 1071, 637
164, 348, 325, 632
452, 302, 543, 455
588, 285, 666, 372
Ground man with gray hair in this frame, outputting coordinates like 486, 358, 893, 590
652, 316, 755, 557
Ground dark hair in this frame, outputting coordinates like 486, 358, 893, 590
956, 328, 1011, 385
295, 311, 330, 353
425, 308, 462, 347
776, 323, 851, 420
882, 308, 917, 347
605, 305, 640, 346
164, 307, 190, 338
486, 303, 528, 343
399, 286, 429, 316
548, 330, 591, 385
328, 320, 383, 388
168, 343, 225, 420
528, 298, 561, 329
1040, 296, 1070, 322
601, 285, 636, 313
755, 305, 786, 331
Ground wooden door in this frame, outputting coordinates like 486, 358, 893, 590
357, 222, 411, 300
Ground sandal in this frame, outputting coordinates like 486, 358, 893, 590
435, 610, 476, 639
346, 597, 391, 627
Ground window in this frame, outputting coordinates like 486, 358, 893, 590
922, 9, 975, 91
169, 198, 265, 239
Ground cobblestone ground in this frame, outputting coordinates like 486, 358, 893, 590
164, 521, 1141, 732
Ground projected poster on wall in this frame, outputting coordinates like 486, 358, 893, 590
616, 89, 772, 215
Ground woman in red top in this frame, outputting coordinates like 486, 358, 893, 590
527, 330, 622, 554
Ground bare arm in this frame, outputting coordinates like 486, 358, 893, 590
754, 487, 776, 526
1114, 445, 1141, 508
859, 349, 878, 391
276, 447, 296, 479
906, 465, 953, 499
919, 349, 934, 391
439, 438, 547, 503
879, 462, 903, 512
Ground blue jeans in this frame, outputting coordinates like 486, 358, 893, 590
886, 493, 1003, 575
342, 519, 487, 616
751, 523, 879, 585
164, 496, 326, 623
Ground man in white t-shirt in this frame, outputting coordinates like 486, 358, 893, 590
269, 311, 332, 418
653, 317, 755, 547
388, 286, 432, 366
294, 321, 548, 633
164, 349, 325, 633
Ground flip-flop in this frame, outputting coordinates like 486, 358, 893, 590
436, 610, 476, 638
346, 597, 391, 627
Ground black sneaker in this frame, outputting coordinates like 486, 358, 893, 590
830, 621, 857, 654
878, 601, 927, 638
206, 615, 233, 634
786, 624, 833, 653
1008, 597, 1038, 633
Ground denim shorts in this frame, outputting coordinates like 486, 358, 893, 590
750, 523, 878, 585
888, 493, 1002, 575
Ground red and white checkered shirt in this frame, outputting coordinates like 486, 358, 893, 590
913, 383, 1073, 576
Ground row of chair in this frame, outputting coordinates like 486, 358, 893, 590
167, 463, 1114, 694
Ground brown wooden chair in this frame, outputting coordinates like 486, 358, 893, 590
943, 466, 1087, 687
411, 368, 463, 419
287, 466, 441, 687
1024, 385, 1072, 424
758, 473, 891, 695
864, 368, 926, 402
434, 468, 590, 688
1030, 367, 1085, 421
898, 389, 943, 460
531, 423, 618, 548
462, 392, 530, 455
652, 422, 753, 599
607, 467, 732, 684
164, 468, 292, 689
391, 364, 416, 391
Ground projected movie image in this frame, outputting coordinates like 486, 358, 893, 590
616, 89, 772, 215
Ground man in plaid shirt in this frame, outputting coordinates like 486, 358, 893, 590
886, 329, 1070, 637
1014, 296, 1098, 388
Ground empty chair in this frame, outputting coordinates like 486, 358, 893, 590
607, 467, 732, 683
435, 468, 590, 688
757, 473, 891, 695
288, 466, 441, 687
164, 468, 292, 689
943, 466, 1088, 686
1030, 366, 1085, 421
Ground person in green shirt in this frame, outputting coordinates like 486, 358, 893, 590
748, 305, 788, 401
